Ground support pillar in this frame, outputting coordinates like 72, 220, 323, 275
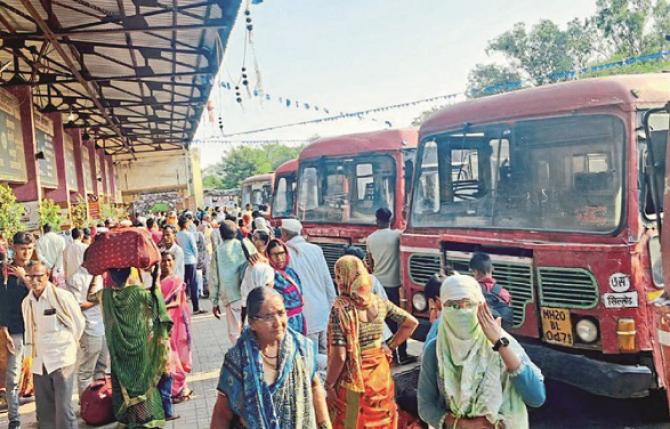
107, 155, 117, 203
8, 86, 40, 202
87, 140, 99, 197
45, 112, 69, 204
98, 148, 108, 201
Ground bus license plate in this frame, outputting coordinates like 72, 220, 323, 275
540, 307, 573, 347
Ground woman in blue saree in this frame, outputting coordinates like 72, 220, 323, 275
210, 287, 331, 429
265, 239, 307, 335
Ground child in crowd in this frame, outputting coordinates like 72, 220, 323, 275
469, 252, 514, 329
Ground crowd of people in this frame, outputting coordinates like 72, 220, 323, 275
0, 203, 546, 429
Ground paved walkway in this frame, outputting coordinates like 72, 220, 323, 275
0, 299, 423, 429
0, 299, 232, 429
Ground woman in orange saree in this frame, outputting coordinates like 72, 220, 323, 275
325, 256, 418, 429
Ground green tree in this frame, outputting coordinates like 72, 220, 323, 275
217, 144, 304, 189
0, 184, 25, 239
648, 0, 670, 51
595, 0, 652, 56
39, 198, 65, 231
465, 64, 522, 98
487, 20, 574, 85
565, 18, 599, 73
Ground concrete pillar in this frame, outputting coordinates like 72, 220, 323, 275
45, 112, 69, 204
8, 86, 40, 202
107, 155, 117, 203
98, 148, 108, 200
68, 129, 86, 199
87, 140, 99, 196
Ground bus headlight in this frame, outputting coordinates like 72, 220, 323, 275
576, 319, 598, 343
412, 292, 427, 312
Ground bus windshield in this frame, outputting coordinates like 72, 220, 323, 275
243, 182, 272, 208
411, 115, 625, 233
272, 174, 296, 218
298, 155, 396, 224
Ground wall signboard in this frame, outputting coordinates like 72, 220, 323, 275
64, 133, 78, 192
0, 89, 27, 183
34, 109, 57, 188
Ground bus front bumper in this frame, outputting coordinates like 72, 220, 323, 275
522, 342, 655, 399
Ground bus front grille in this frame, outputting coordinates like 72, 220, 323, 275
313, 242, 366, 278
538, 267, 599, 309
448, 258, 534, 327
408, 254, 441, 286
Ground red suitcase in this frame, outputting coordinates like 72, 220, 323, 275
80, 377, 115, 426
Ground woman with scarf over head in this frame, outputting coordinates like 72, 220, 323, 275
160, 251, 193, 403
417, 275, 545, 429
265, 239, 307, 335
325, 255, 418, 429
210, 287, 331, 429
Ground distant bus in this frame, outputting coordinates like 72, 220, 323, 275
296, 128, 418, 275
241, 173, 274, 211
271, 159, 298, 225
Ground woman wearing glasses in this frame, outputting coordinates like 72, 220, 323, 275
211, 287, 331, 429
265, 239, 307, 335
417, 275, 546, 429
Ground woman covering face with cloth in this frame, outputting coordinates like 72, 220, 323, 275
417, 275, 546, 429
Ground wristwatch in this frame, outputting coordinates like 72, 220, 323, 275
492, 337, 510, 351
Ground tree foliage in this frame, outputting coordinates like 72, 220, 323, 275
595, 0, 652, 56
466, 0, 670, 99
465, 64, 522, 98
487, 20, 578, 85
0, 184, 25, 239
39, 198, 65, 231
204, 143, 304, 190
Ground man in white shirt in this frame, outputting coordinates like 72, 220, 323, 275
366, 207, 415, 364
36, 223, 66, 278
22, 261, 85, 429
162, 225, 185, 280
68, 268, 108, 395
63, 228, 87, 286
281, 219, 336, 353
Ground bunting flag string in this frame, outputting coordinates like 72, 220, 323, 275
192, 137, 310, 146
220, 92, 460, 137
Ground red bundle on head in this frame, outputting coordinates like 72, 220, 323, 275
82, 227, 160, 275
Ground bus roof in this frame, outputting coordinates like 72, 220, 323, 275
299, 128, 418, 161
241, 173, 274, 185
275, 159, 298, 175
421, 73, 670, 137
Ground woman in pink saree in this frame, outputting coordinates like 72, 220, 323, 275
160, 251, 193, 401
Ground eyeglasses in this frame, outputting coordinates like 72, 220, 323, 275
269, 250, 286, 258
252, 309, 286, 322
26, 273, 48, 281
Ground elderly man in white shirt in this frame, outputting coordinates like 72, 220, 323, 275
36, 223, 66, 276
22, 261, 85, 429
281, 219, 336, 353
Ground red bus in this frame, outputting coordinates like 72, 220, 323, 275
241, 173, 274, 211
297, 128, 418, 274
271, 159, 298, 225
402, 74, 670, 401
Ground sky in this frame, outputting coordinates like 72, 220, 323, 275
195, 0, 598, 167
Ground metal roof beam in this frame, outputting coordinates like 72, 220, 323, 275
1, 20, 230, 39
47, 69, 214, 84
17, 0, 131, 155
